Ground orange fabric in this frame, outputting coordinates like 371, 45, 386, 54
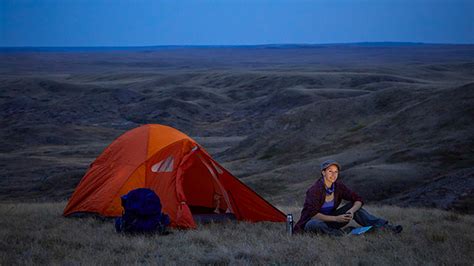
199, 151, 286, 222
145, 139, 197, 228
63, 124, 286, 227
146, 124, 191, 158
104, 164, 146, 215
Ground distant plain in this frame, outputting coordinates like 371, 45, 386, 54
1, 44, 472, 211
1, 44, 474, 264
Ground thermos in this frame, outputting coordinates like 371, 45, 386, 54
286, 214, 293, 235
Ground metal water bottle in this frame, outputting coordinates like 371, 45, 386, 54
286, 214, 294, 235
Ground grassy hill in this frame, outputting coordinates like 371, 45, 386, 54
1, 202, 473, 264
1, 47, 473, 211
0, 45, 473, 264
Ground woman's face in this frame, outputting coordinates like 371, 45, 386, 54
322, 164, 339, 184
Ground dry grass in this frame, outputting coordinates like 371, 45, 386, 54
1, 202, 473, 265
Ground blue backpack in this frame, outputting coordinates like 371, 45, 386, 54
115, 188, 170, 234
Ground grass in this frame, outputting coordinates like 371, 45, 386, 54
348, 123, 367, 133
1, 202, 473, 265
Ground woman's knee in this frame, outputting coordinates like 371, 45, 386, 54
353, 208, 387, 226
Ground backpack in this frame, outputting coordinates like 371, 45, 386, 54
115, 188, 170, 234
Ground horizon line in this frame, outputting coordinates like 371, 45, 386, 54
1, 41, 474, 50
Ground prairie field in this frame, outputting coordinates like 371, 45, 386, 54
1, 202, 473, 265
1, 45, 473, 265
1, 45, 473, 211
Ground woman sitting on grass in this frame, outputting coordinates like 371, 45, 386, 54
294, 159, 403, 236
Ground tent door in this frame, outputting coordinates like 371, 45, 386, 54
197, 154, 234, 214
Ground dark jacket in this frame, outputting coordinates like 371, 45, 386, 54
293, 178, 364, 233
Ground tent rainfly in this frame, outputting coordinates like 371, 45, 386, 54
64, 124, 286, 228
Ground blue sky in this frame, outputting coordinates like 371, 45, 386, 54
1, 0, 473, 47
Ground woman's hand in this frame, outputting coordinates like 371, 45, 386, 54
345, 211, 354, 220
333, 213, 352, 223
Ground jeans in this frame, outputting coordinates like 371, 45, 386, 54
304, 203, 387, 236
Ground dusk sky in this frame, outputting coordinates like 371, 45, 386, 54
1, 0, 473, 47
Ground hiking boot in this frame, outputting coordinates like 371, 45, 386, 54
379, 224, 403, 234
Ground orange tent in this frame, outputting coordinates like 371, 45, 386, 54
64, 124, 285, 228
